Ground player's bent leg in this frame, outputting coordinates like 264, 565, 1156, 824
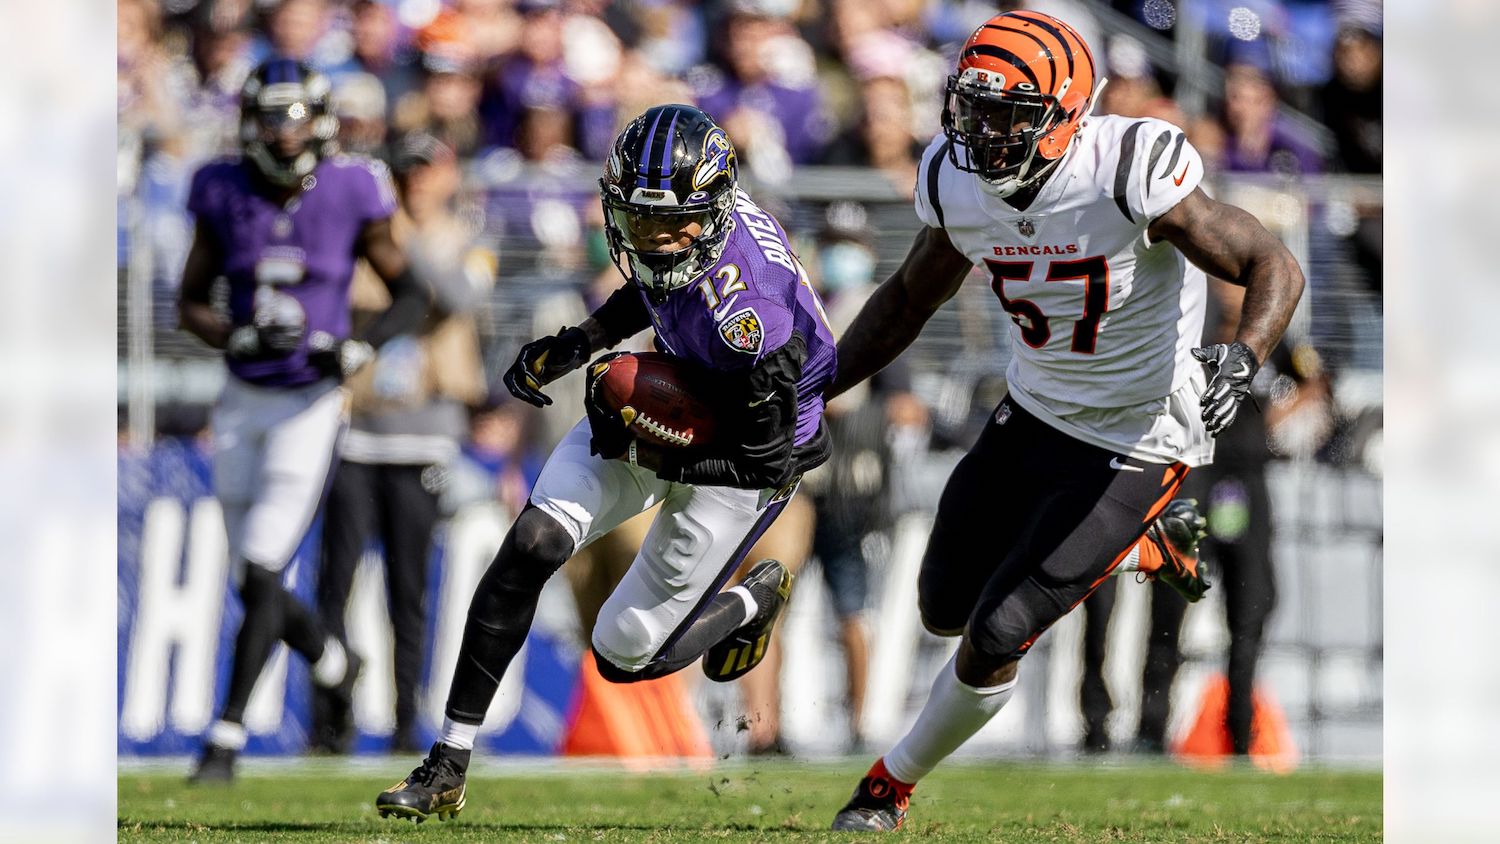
442, 504, 576, 723
590, 483, 793, 683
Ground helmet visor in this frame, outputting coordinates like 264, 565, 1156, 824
605, 202, 713, 256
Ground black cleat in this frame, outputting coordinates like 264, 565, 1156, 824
376, 742, 469, 823
831, 757, 912, 832
188, 744, 237, 785
703, 559, 792, 683
1141, 498, 1211, 602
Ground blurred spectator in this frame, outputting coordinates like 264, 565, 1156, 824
820, 75, 924, 195
632, 0, 709, 76
313, 132, 490, 753
166, 2, 254, 162
441, 391, 546, 517
394, 53, 486, 159
120, 0, 183, 163
255, 0, 352, 73
347, 0, 421, 111
693, 2, 829, 178
1321, 21, 1381, 174
478, 0, 617, 159
1221, 60, 1323, 177
331, 72, 388, 158
799, 202, 927, 752
1099, 34, 1184, 124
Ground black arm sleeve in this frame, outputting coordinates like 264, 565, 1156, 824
658, 333, 830, 490
590, 284, 653, 349
357, 265, 432, 349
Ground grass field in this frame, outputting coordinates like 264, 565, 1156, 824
119, 757, 1381, 843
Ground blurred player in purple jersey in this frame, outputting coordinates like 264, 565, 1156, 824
177, 59, 431, 783
376, 104, 836, 822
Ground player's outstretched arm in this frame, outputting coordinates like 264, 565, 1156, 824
177, 221, 231, 350
827, 226, 973, 400
1148, 188, 1305, 363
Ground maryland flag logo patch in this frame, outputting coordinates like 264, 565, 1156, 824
719, 307, 764, 355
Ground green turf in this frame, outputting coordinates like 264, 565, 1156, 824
119, 758, 1381, 843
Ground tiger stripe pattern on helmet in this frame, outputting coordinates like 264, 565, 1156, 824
942, 11, 1104, 194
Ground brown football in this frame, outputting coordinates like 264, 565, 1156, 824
589, 352, 717, 449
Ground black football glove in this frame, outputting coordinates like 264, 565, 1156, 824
503, 326, 592, 407
227, 290, 307, 359
584, 352, 633, 459
307, 331, 376, 380
1192, 341, 1260, 436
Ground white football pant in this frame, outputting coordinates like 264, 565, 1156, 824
211, 376, 346, 578
530, 419, 794, 671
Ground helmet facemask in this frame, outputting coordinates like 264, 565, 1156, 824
241, 71, 337, 187
601, 185, 736, 303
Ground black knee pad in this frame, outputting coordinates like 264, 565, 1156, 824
511, 506, 576, 568
591, 647, 647, 685
968, 577, 1065, 663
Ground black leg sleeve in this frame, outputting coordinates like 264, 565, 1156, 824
1137, 581, 1189, 745
381, 464, 441, 734
221, 564, 288, 724
317, 459, 377, 641
1224, 470, 1276, 754
1079, 577, 1117, 738
445, 505, 575, 724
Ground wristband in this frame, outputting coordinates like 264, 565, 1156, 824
628, 440, 638, 467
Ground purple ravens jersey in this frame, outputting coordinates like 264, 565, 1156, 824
187, 155, 399, 387
639, 190, 836, 445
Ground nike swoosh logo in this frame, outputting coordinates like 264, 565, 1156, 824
1232, 362, 1252, 378
1109, 457, 1143, 472
1173, 162, 1190, 186
748, 393, 775, 407
712, 294, 741, 322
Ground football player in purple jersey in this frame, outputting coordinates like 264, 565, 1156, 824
376, 104, 836, 822
177, 58, 431, 783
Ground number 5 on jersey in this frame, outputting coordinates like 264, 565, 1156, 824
985, 256, 1109, 354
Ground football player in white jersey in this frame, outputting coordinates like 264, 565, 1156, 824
828, 11, 1305, 831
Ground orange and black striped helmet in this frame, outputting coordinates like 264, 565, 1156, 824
941, 11, 1103, 195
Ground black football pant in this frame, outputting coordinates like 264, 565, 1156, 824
918, 397, 1187, 667
315, 460, 441, 744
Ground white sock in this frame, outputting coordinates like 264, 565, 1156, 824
727, 585, 758, 624
207, 720, 247, 751
883, 654, 1017, 785
312, 636, 348, 687
440, 718, 480, 751
1114, 544, 1142, 574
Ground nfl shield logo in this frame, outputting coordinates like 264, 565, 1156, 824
1016, 217, 1036, 238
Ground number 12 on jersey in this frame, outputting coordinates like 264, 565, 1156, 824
984, 256, 1109, 354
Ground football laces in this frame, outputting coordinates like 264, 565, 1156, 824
634, 412, 694, 447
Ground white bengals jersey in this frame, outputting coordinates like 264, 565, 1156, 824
916, 114, 1214, 466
